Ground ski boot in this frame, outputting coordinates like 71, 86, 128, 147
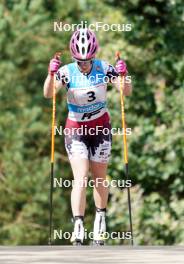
71, 216, 84, 246
93, 208, 106, 246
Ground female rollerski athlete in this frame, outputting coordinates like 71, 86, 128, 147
44, 28, 132, 245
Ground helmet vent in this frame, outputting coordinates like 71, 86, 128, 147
87, 32, 90, 40
82, 47, 85, 55
82, 38, 85, 44
87, 43, 91, 53
76, 44, 80, 53
92, 46, 96, 54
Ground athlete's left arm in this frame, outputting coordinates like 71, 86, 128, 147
113, 75, 132, 96
106, 64, 132, 96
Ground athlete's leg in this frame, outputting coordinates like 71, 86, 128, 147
70, 157, 89, 217
64, 131, 90, 244
90, 161, 109, 209
69, 157, 89, 244
90, 161, 109, 244
64, 131, 90, 217
89, 122, 112, 244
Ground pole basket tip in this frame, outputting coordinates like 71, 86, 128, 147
48, 238, 52, 245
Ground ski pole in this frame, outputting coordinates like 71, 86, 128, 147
48, 52, 61, 245
115, 51, 134, 246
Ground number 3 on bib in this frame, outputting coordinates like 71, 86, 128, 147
87, 91, 96, 102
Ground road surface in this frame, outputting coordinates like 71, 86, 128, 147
0, 246, 183, 264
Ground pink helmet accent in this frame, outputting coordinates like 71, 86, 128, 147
70, 28, 98, 60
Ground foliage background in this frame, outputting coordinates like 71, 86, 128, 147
0, 0, 183, 245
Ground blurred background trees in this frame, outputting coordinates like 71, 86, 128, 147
0, 0, 183, 245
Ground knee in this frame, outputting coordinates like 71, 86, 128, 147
72, 175, 88, 190
92, 177, 108, 189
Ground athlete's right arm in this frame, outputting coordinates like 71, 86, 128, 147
43, 74, 62, 98
43, 57, 63, 98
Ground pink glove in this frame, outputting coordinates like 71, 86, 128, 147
48, 57, 61, 76
115, 59, 127, 75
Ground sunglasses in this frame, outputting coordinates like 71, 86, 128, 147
75, 59, 92, 65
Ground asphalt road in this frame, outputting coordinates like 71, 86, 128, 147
0, 246, 183, 264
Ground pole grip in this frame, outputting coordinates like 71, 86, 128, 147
115, 51, 128, 164
115, 51, 121, 62
50, 52, 62, 163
